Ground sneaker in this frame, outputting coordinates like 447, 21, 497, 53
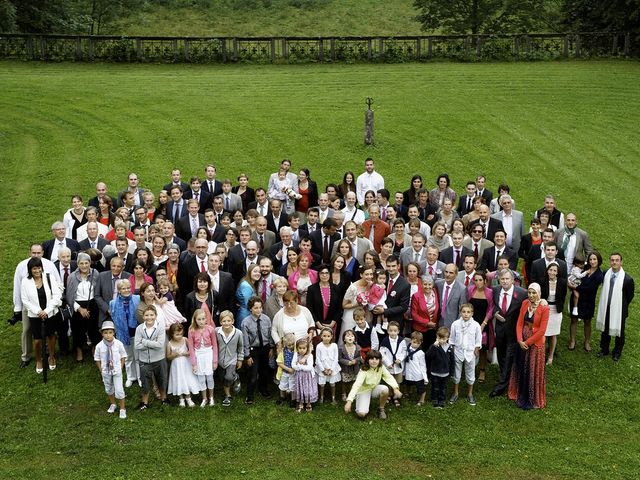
137, 402, 148, 411
232, 375, 242, 395
449, 394, 459, 404
119, 409, 127, 419
107, 404, 117, 414
208, 397, 215, 407
377, 408, 387, 420
179, 398, 186, 408
571, 307, 579, 316
435, 404, 444, 410
222, 396, 232, 407
186, 398, 196, 408
200, 399, 208, 408
468, 395, 477, 406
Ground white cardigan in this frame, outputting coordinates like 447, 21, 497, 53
21, 274, 62, 318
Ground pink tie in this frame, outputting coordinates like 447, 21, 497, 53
442, 285, 450, 311
200, 260, 206, 273
502, 292, 508, 312
262, 279, 267, 302
429, 266, 434, 277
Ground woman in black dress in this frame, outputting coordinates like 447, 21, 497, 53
568, 251, 604, 352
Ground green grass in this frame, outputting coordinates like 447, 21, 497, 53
113, 0, 423, 37
1, 60, 640, 479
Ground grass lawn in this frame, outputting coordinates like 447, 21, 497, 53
0, 60, 639, 479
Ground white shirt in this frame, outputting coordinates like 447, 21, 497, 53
208, 271, 220, 292
356, 171, 385, 206
450, 318, 482, 362
499, 285, 515, 311
94, 338, 127, 375
404, 347, 428, 382
501, 211, 514, 247
341, 206, 365, 225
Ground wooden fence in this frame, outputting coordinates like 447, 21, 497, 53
0, 32, 632, 63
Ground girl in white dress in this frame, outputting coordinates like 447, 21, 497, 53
315, 327, 341, 404
166, 324, 200, 407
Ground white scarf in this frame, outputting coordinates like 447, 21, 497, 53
596, 268, 625, 337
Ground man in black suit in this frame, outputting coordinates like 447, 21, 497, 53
106, 238, 135, 273
227, 227, 253, 278
490, 269, 527, 397
372, 255, 411, 332
480, 230, 518, 273
166, 185, 188, 224
201, 163, 223, 198
299, 237, 322, 269
162, 168, 190, 194
266, 199, 287, 242
597, 252, 635, 361
178, 238, 209, 297
162, 221, 187, 252
310, 218, 339, 264
439, 231, 473, 270
247, 187, 270, 218
88, 181, 116, 210
457, 180, 478, 217
132, 207, 153, 240
524, 228, 556, 282
43, 221, 80, 262
475, 175, 493, 205
176, 199, 205, 242
207, 253, 235, 320
299, 207, 320, 237
78, 222, 109, 251
232, 240, 260, 285
469, 204, 503, 242
117, 172, 144, 208
530, 241, 568, 285
203, 209, 227, 244
183, 176, 212, 214
94, 256, 131, 323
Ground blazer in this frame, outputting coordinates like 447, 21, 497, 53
232, 186, 256, 212
398, 247, 428, 275
477, 188, 493, 205
439, 246, 474, 270
424, 261, 446, 280
384, 275, 411, 324
540, 276, 568, 313
268, 240, 299, 272
163, 181, 190, 194
252, 230, 276, 255
94, 270, 131, 322
65, 268, 99, 307
479, 245, 518, 272
361, 220, 391, 253
266, 213, 288, 241
516, 300, 550, 347
183, 189, 213, 214
462, 237, 494, 262
410, 285, 440, 333
220, 193, 244, 213
21, 275, 63, 318
176, 214, 206, 241
166, 200, 188, 223
554, 227, 593, 263
530, 257, 568, 285
492, 285, 528, 342
295, 180, 318, 211
201, 179, 223, 198
332, 237, 374, 265
248, 200, 270, 218
88, 195, 116, 210
309, 230, 340, 262
457, 195, 477, 217
43, 238, 81, 261
212, 271, 236, 316
491, 209, 524, 255
306, 282, 343, 327
79, 237, 109, 252
435, 279, 466, 329
469, 218, 504, 243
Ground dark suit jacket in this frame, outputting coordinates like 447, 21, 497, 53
384, 275, 411, 324
299, 222, 320, 238
492, 285, 527, 342
105, 254, 134, 274
163, 182, 190, 194
94, 270, 131, 322
457, 196, 476, 217
439, 246, 474, 270
202, 224, 227, 244
184, 189, 213, 214
530, 258, 568, 286
202, 179, 223, 198
247, 200, 270, 218
43, 238, 81, 260
166, 235, 187, 252
166, 201, 188, 224
79, 237, 109, 252
307, 282, 342, 328
268, 241, 299, 272
469, 218, 504, 243
213, 270, 236, 315
478, 188, 493, 205
295, 180, 318, 211
88, 195, 116, 210
252, 230, 276, 255
266, 213, 288, 241
309, 230, 340, 263
540, 276, 568, 313
479, 245, 518, 272
176, 214, 205, 242
178, 255, 209, 297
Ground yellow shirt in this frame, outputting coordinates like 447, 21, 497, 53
347, 365, 399, 402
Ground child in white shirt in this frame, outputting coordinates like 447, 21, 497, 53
404, 331, 429, 406
94, 321, 127, 419
379, 321, 407, 406
449, 304, 482, 406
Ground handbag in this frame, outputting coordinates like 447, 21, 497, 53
59, 303, 73, 323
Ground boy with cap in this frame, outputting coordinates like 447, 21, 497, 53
94, 320, 128, 419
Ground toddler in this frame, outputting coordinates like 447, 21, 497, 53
568, 258, 587, 316
166, 323, 199, 407
275, 333, 296, 406
379, 321, 407, 406
188, 309, 218, 407
315, 327, 341, 404
292, 338, 318, 412
338, 330, 361, 401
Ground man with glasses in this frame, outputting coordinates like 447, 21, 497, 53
463, 224, 494, 262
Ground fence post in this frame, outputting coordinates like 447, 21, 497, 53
563, 35, 569, 58
75, 36, 82, 60
427, 37, 432, 58
379, 38, 384, 58
330, 38, 336, 60
624, 33, 630, 56
476, 36, 482, 58
282, 38, 288, 60
88, 36, 94, 61
233, 38, 238, 61
221, 39, 227, 62
184, 39, 190, 61
26, 36, 34, 60
611, 34, 618, 55
525, 35, 530, 55
136, 38, 142, 61
415, 38, 420, 59
514, 36, 520, 57
269, 38, 275, 61
367, 38, 372, 60
575, 34, 581, 58
173, 39, 178, 62
39, 36, 46, 60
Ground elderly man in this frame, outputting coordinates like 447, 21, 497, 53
490, 194, 523, 255
94, 256, 131, 323
535, 194, 565, 230
76, 207, 109, 241
317, 192, 334, 224
43, 221, 80, 262
435, 264, 466, 329
78, 221, 109, 251
356, 157, 385, 206
252, 216, 276, 254
269, 226, 298, 272
362, 204, 391, 253
554, 212, 593, 267
399, 233, 428, 273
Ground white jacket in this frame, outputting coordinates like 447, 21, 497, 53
21, 274, 62, 318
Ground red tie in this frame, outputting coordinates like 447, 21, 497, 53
200, 260, 206, 273
387, 278, 394, 294
465, 275, 470, 287
429, 266, 434, 277
501, 292, 508, 312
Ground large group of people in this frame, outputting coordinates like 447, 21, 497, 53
11, 158, 635, 419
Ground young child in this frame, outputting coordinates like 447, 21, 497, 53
568, 258, 587, 316
156, 278, 187, 329
379, 321, 407, 406
94, 320, 127, 419
368, 270, 388, 334
292, 338, 318, 412
404, 331, 429, 406
425, 327, 455, 409
188, 309, 219, 407
449, 304, 482, 406
344, 350, 402, 420
216, 310, 244, 407
241, 297, 274, 404
275, 333, 296, 406
353, 307, 377, 358
315, 327, 341, 404
166, 323, 199, 407
338, 330, 361, 402
134, 306, 168, 410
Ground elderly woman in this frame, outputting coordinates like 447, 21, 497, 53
236, 264, 261, 327
63, 195, 87, 240
428, 173, 457, 210
541, 262, 567, 366
109, 278, 140, 387
307, 264, 343, 335
65, 252, 99, 363
410, 275, 439, 346
271, 290, 315, 344
288, 252, 318, 307
568, 251, 604, 352
508, 282, 549, 410
21, 258, 63, 373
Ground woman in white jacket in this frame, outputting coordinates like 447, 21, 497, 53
21, 258, 62, 373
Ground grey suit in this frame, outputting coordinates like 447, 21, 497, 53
399, 246, 428, 274
554, 227, 593, 264
94, 270, 131, 323
462, 237, 494, 262
220, 193, 243, 212
491, 209, 524, 256
424, 261, 446, 280
252, 230, 276, 255
435, 279, 467, 329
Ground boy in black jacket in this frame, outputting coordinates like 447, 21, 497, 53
425, 326, 455, 409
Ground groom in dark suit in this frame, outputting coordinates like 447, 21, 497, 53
372, 255, 410, 332
490, 268, 527, 397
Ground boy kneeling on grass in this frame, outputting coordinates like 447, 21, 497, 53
94, 320, 127, 419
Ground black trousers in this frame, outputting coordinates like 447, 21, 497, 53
599, 311, 626, 356
246, 346, 272, 400
493, 328, 517, 394
71, 300, 100, 351
430, 375, 448, 404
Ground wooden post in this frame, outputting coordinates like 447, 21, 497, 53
88, 36, 94, 61
367, 38, 372, 60
476, 36, 482, 57
136, 38, 142, 61
75, 36, 82, 60
563, 35, 569, 58
173, 39, 178, 62
26, 36, 34, 60
221, 39, 227, 62
427, 37, 432, 58
415, 38, 420, 59
271, 38, 276, 61
39, 36, 45, 60
612, 34, 618, 55
514, 36, 520, 57
379, 38, 384, 57
184, 39, 190, 62
282, 38, 288, 60
525, 35, 530, 55
624, 33, 630, 56
575, 34, 581, 58
233, 38, 238, 61
330, 38, 336, 61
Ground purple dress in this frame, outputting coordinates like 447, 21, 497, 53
293, 353, 318, 403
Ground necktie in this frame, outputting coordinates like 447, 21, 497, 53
368, 224, 375, 243
91, 241, 96, 249
607, 273, 617, 306
259, 234, 264, 251
225, 196, 230, 210
63, 266, 69, 288
195, 192, 199, 202
429, 265, 434, 277
112, 276, 119, 299
501, 292, 508, 312
495, 250, 502, 267
442, 285, 450, 311
209, 181, 213, 192
191, 216, 198, 236
323, 234, 330, 263
414, 251, 419, 263
473, 243, 479, 260
256, 317, 264, 347
454, 250, 460, 267
173, 203, 179, 221
387, 277, 394, 294
467, 197, 472, 211
200, 260, 206, 273
381, 208, 386, 221
262, 279, 267, 302
465, 275, 470, 287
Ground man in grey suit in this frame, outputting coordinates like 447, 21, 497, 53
220, 179, 243, 213
435, 264, 467, 329
94, 256, 131, 324
252, 216, 276, 255
554, 212, 593, 267
490, 194, 523, 256
424, 245, 446, 280
399, 233, 428, 273
463, 223, 494, 262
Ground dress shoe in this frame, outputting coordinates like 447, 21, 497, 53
19, 359, 31, 368
596, 350, 609, 358
612, 353, 621, 362
489, 390, 502, 398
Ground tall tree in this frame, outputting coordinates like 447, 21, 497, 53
0, 0, 17, 32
